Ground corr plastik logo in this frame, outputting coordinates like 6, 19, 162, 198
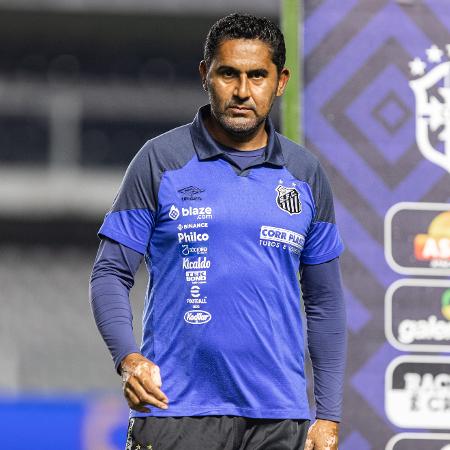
409, 44, 450, 174
259, 225, 305, 254
414, 211, 450, 268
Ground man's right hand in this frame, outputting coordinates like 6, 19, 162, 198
120, 353, 169, 413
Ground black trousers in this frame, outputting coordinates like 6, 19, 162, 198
125, 416, 310, 450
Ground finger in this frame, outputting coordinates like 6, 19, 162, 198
129, 377, 169, 410
137, 374, 169, 403
150, 364, 162, 388
124, 387, 150, 413
131, 362, 167, 400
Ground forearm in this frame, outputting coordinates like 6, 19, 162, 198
300, 258, 347, 421
90, 238, 143, 371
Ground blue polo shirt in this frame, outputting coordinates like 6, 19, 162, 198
98, 105, 344, 419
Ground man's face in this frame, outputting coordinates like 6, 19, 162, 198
200, 39, 289, 138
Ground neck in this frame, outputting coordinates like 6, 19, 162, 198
204, 114, 268, 151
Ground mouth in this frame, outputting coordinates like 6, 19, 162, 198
228, 106, 254, 114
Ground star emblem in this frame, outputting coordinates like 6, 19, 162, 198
426, 44, 443, 63
409, 57, 426, 76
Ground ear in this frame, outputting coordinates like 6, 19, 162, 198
199, 60, 208, 90
276, 67, 290, 97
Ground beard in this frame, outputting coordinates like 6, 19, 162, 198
211, 107, 267, 139
208, 91, 273, 140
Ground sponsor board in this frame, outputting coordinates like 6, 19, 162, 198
184, 310, 211, 325
386, 432, 450, 450
259, 225, 305, 255
385, 355, 450, 429
185, 270, 207, 284
385, 202, 450, 276
385, 279, 450, 353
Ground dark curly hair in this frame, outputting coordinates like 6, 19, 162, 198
204, 13, 286, 74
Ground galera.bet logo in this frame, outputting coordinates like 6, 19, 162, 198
409, 44, 450, 173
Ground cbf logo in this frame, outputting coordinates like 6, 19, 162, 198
409, 44, 450, 173
275, 181, 301, 215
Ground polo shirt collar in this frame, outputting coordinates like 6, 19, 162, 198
190, 104, 285, 167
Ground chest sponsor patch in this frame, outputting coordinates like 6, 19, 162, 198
260, 225, 305, 255
275, 185, 302, 215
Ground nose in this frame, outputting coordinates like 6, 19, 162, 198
234, 74, 250, 100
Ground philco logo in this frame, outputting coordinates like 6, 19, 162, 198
409, 44, 450, 174
178, 231, 209, 243
414, 211, 450, 268
275, 184, 302, 215
169, 205, 180, 220
184, 310, 211, 325
385, 279, 450, 353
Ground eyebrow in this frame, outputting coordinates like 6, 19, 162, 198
216, 66, 269, 77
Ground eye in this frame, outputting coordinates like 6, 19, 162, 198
250, 71, 266, 80
223, 69, 234, 77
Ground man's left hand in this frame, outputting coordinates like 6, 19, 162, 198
304, 419, 339, 450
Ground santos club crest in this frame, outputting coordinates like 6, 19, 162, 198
275, 184, 302, 215
409, 44, 450, 174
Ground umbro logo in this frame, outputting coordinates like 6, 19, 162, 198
178, 186, 205, 201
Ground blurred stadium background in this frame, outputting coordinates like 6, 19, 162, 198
0, 1, 280, 449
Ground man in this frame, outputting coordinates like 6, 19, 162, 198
91, 13, 346, 450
